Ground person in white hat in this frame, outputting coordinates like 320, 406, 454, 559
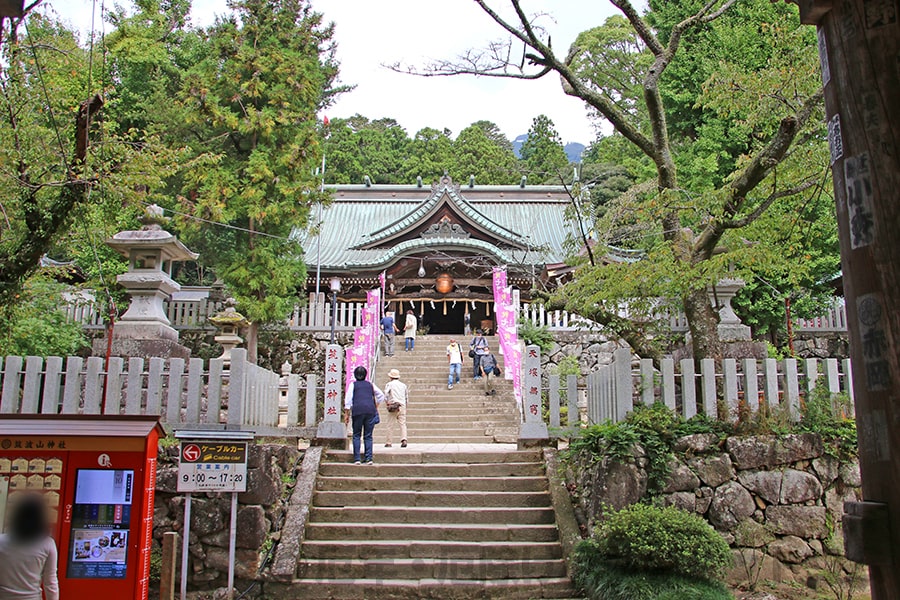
383, 368, 409, 447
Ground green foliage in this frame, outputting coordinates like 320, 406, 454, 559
451, 122, 518, 184
0, 275, 89, 357
573, 505, 732, 599
573, 558, 732, 600
798, 383, 857, 460
551, 355, 581, 389
520, 114, 569, 183
517, 319, 555, 353
568, 404, 733, 494
543, 1, 832, 360
590, 504, 732, 581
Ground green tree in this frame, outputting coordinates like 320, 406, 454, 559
322, 115, 410, 184
452, 122, 518, 185
0, 8, 175, 311
420, 0, 827, 360
520, 114, 569, 183
0, 274, 89, 357
402, 126, 454, 184
172, 0, 342, 361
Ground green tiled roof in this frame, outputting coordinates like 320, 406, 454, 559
297, 181, 579, 273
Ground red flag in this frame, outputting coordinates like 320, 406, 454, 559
323, 115, 330, 126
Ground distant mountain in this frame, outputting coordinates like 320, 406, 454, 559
511, 133, 585, 164
512, 134, 528, 158
564, 142, 586, 163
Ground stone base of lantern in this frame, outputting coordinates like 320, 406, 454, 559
93, 337, 192, 361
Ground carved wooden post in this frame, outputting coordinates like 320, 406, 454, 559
793, 1, 900, 597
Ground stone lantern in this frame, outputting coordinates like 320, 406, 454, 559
94, 204, 198, 359
209, 298, 250, 365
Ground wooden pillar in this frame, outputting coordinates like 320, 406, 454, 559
794, 1, 900, 597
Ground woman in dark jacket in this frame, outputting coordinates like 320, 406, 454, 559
343, 366, 386, 465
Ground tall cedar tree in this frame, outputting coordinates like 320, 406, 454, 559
520, 114, 570, 183
175, 0, 341, 361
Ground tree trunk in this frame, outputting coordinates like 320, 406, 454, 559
683, 287, 722, 361
246, 322, 258, 365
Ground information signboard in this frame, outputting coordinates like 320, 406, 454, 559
177, 441, 247, 493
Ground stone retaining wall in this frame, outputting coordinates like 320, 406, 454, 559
152, 442, 302, 592
566, 432, 864, 591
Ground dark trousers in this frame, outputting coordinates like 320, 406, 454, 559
352, 413, 378, 462
473, 354, 482, 377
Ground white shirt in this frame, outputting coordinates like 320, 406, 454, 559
0, 534, 60, 600
384, 379, 409, 406
446, 343, 462, 364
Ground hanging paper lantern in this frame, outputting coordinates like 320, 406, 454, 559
435, 272, 454, 294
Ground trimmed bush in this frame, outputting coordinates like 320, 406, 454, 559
585, 504, 732, 581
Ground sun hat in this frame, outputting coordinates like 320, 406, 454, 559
388, 369, 401, 379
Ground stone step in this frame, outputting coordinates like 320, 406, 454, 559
312, 489, 552, 508
276, 577, 578, 599
323, 450, 541, 463
299, 539, 563, 560
315, 475, 548, 493
319, 462, 544, 478
304, 522, 561, 543
309, 505, 556, 525
296, 557, 567, 580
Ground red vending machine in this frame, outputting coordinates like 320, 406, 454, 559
0, 415, 164, 600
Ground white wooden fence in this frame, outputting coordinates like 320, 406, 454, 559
66, 294, 368, 334
586, 348, 854, 425
0, 349, 319, 435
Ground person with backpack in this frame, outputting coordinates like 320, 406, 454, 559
479, 349, 500, 396
469, 329, 488, 379
383, 368, 409, 447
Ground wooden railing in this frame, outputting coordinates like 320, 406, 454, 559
0, 349, 319, 436
586, 348, 854, 425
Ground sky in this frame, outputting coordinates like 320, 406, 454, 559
45, 0, 618, 145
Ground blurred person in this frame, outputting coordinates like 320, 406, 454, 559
403, 310, 417, 352
0, 492, 59, 600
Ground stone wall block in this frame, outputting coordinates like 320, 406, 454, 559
727, 434, 823, 470
156, 465, 180, 493
779, 469, 823, 504
674, 433, 720, 454
738, 470, 783, 505
662, 491, 696, 512
733, 518, 774, 548
190, 498, 225, 537
239, 466, 279, 505
663, 459, 700, 493
812, 457, 840, 487
768, 535, 814, 563
205, 547, 262, 580
688, 454, 733, 488
839, 461, 861, 487
237, 505, 269, 549
709, 481, 756, 531
765, 506, 828, 538
726, 548, 793, 586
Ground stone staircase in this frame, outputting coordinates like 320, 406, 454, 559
372, 334, 520, 444
269, 335, 581, 599
289, 448, 577, 599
